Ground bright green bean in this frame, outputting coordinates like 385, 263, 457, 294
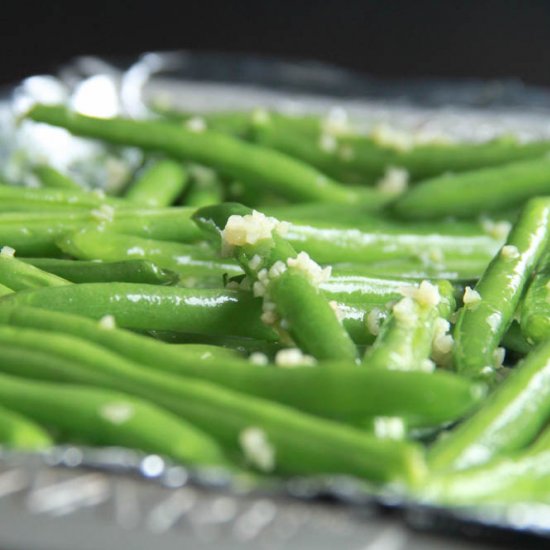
184, 165, 225, 207
0, 207, 201, 256
0, 182, 125, 209
253, 117, 550, 182
423, 424, 550, 505
20, 258, 179, 285
363, 281, 455, 370
393, 157, 550, 220
0, 284, 13, 297
27, 105, 361, 204
429, 337, 550, 472
0, 403, 52, 450
0, 307, 484, 425
125, 159, 188, 207
0, 283, 278, 341
0, 371, 228, 467
454, 199, 550, 381
194, 203, 357, 361
57, 227, 241, 284
332, 258, 487, 282
0, 250, 70, 290
285, 220, 501, 265
32, 164, 81, 190
521, 249, 550, 344
0, 327, 426, 482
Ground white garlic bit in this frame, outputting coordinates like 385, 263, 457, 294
239, 427, 276, 472
376, 166, 409, 196
275, 348, 317, 368
463, 286, 482, 308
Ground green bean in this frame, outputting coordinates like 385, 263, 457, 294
0, 327, 426, 482
395, 136, 550, 181
150, 107, 254, 136
150, 106, 320, 138
252, 118, 375, 184
393, 157, 550, 220
27, 105, 361, 204
253, 117, 550, 182
0, 305, 245, 365
521, 250, 550, 344
0, 371, 228, 467
0, 306, 483, 425
453, 199, 550, 381
0, 200, 90, 214
0, 182, 125, 209
363, 281, 455, 370
0, 250, 70, 290
0, 284, 13, 297
0, 282, 278, 341
125, 159, 188, 207
332, 258, 487, 282
0, 268, 376, 343
184, 165, 225, 207
20, 258, 179, 285
32, 164, 81, 190
285, 220, 501, 265
21, 258, 179, 285
57, 227, 241, 283
423, 424, 550, 505
428, 336, 550, 472
319, 273, 415, 305
0, 403, 52, 450
0, 207, 201, 256
147, 331, 283, 356
194, 203, 358, 361
269, 274, 359, 360
58, 225, 435, 305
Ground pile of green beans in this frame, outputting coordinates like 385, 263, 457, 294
1, 101, 550, 506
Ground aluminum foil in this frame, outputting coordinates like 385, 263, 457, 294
1, 51, 550, 548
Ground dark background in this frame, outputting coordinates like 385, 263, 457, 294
1, 0, 549, 86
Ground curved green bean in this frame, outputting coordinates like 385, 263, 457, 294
454, 198, 550, 381
0, 327, 426, 482
423, 424, 550, 505
0, 371, 228, 467
0, 306, 483, 426
429, 336, 550, 472
0, 251, 70, 290
27, 105, 360, 204
0, 284, 13, 297
253, 116, 550, 182
0, 403, 52, 450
